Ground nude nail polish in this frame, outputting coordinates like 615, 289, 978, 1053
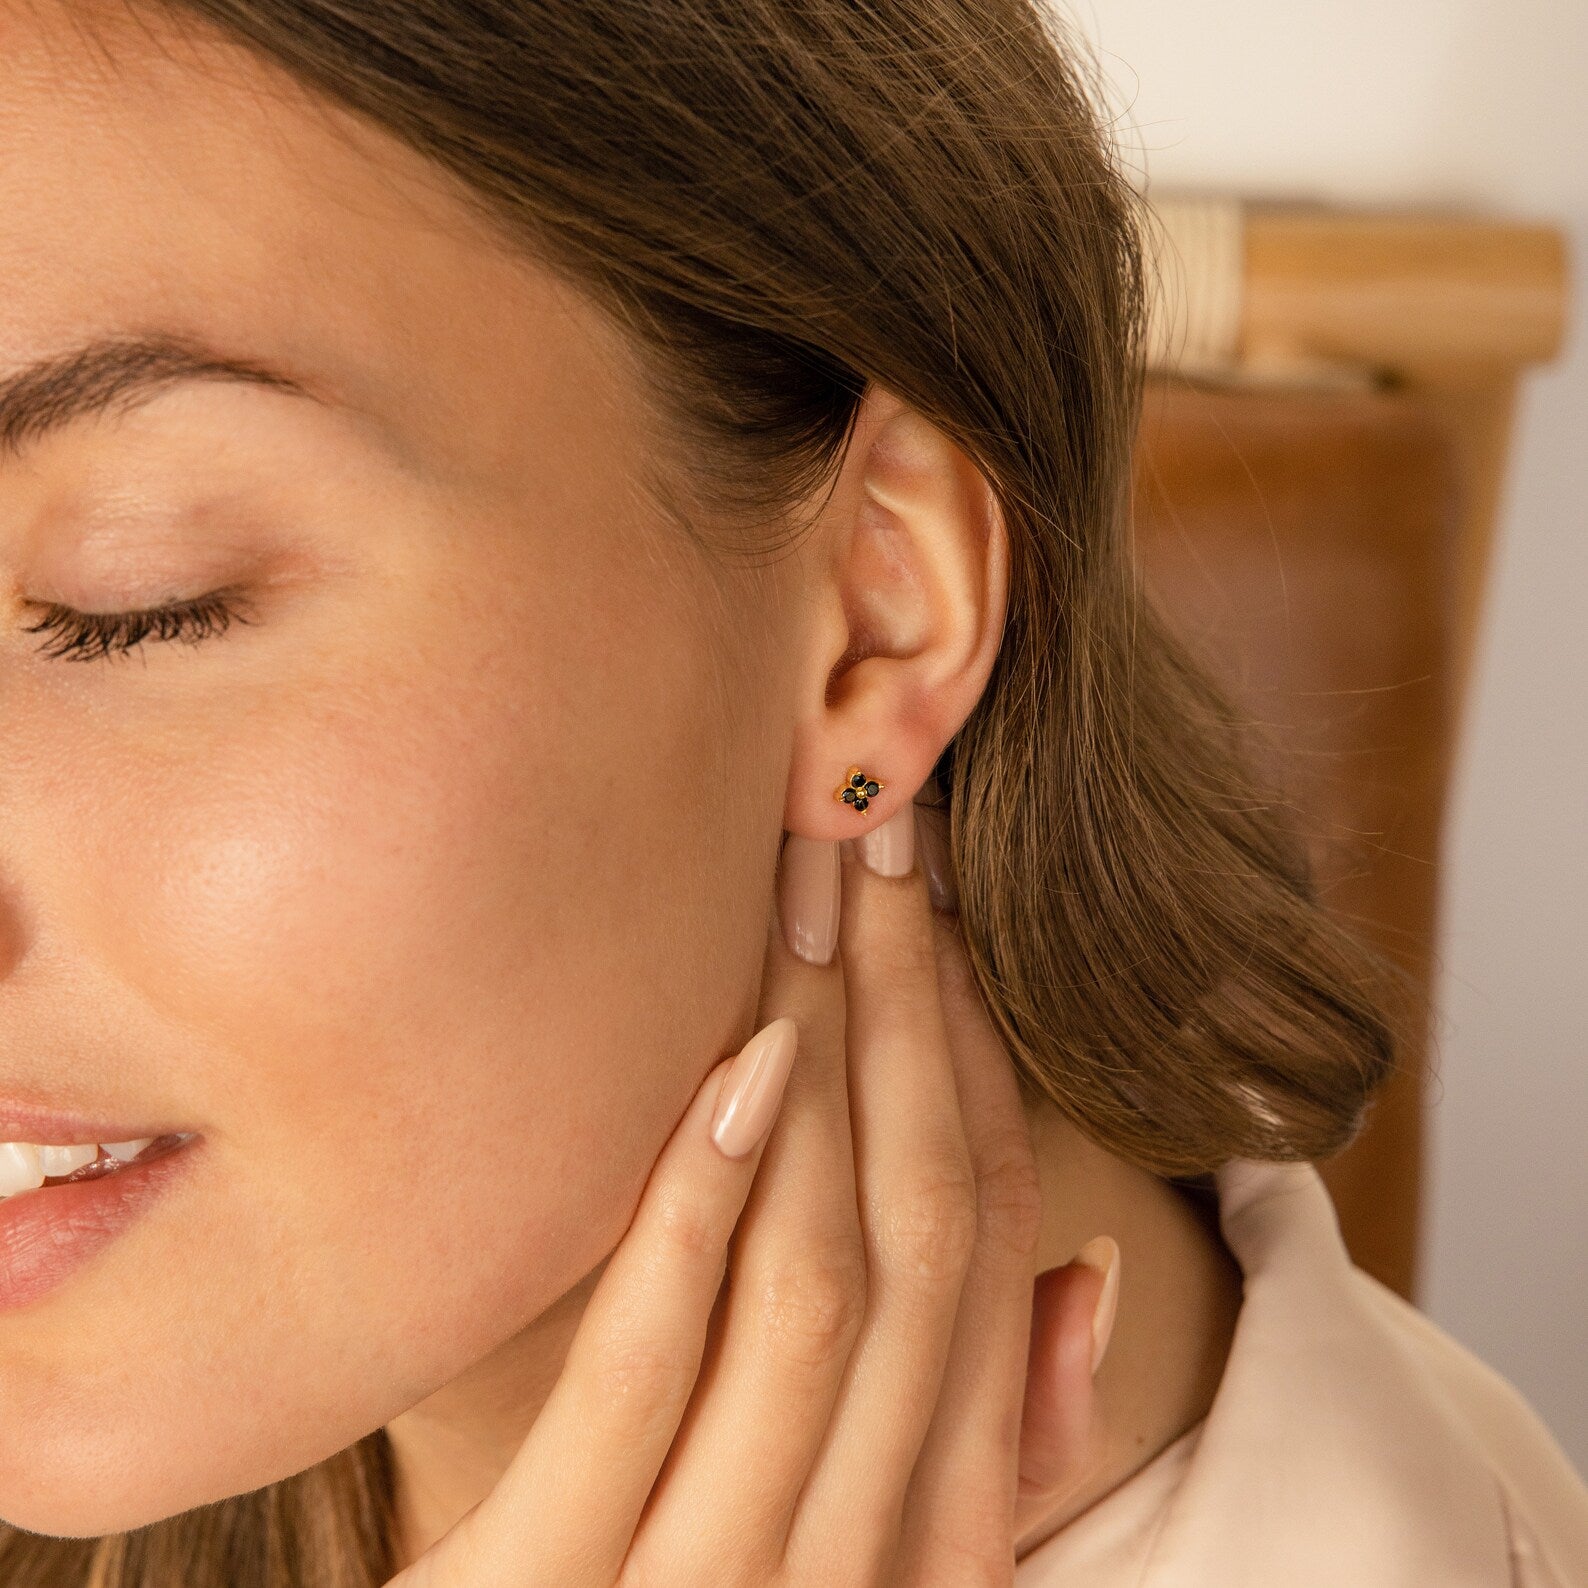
857, 800, 915, 877
1074, 1235, 1121, 1375
710, 1016, 798, 1158
777, 835, 840, 965
914, 803, 958, 912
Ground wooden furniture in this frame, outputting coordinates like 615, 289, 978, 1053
1131, 198, 1570, 1301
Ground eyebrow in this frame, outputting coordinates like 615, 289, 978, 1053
0, 333, 320, 461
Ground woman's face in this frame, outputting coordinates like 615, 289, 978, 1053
0, 3, 799, 1534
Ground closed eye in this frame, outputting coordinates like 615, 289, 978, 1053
18, 588, 257, 662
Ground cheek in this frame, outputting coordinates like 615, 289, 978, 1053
129, 665, 694, 1225
0, 555, 780, 1537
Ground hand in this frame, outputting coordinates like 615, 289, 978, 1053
908, 800, 1121, 1553
387, 804, 1117, 1586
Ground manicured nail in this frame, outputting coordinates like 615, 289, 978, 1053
914, 804, 958, 913
710, 1016, 798, 1158
778, 835, 840, 964
1074, 1235, 1120, 1375
857, 801, 915, 877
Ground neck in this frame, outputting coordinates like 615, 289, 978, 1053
384, 1096, 1244, 1570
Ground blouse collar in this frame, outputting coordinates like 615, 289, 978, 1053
1127, 1155, 1513, 1585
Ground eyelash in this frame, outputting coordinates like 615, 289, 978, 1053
18, 588, 257, 662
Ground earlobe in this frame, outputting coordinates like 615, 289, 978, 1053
781, 389, 1009, 842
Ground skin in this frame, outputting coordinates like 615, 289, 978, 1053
0, 0, 1243, 1568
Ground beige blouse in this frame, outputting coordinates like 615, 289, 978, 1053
1013, 1156, 1588, 1586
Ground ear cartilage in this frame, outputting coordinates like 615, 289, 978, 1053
835, 764, 884, 814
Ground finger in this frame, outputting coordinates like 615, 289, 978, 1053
625, 839, 866, 1577
787, 805, 978, 1579
1014, 1260, 1107, 1519
392, 1014, 798, 1588
894, 894, 1046, 1575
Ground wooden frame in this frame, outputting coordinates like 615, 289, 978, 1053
1139, 197, 1570, 1299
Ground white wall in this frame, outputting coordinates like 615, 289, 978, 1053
1060, 0, 1588, 1469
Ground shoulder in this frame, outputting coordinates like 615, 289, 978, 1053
1347, 1266, 1588, 1583
1113, 1157, 1588, 1585
1019, 1159, 1588, 1586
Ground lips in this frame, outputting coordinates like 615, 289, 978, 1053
0, 1133, 202, 1312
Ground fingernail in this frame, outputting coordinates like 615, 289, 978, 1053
1073, 1235, 1120, 1375
710, 1016, 798, 1158
914, 804, 958, 913
778, 836, 840, 965
857, 801, 915, 877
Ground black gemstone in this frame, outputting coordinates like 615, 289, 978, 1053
850, 771, 866, 788
841, 788, 856, 803
854, 795, 869, 812
863, 781, 880, 797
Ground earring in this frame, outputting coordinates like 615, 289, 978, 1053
835, 764, 884, 814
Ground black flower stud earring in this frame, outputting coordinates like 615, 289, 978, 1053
835, 764, 883, 814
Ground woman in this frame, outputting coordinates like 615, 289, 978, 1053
0, 0, 1582, 1582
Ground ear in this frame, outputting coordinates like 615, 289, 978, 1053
782, 383, 1009, 837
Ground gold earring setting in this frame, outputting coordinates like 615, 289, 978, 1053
835, 764, 883, 814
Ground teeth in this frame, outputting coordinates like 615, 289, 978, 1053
0, 1143, 46, 1196
102, 1138, 155, 1162
40, 1143, 100, 1178
0, 1136, 166, 1199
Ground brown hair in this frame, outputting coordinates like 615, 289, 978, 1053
5, 0, 1398, 1579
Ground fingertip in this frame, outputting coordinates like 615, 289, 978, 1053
708, 1014, 799, 1159
698, 1052, 738, 1120
1072, 1236, 1121, 1375
1018, 1262, 1104, 1498
777, 835, 841, 965
914, 800, 958, 914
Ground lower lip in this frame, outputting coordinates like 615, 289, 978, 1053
0, 1136, 202, 1314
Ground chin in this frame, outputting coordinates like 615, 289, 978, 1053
0, 1474, 185, 1541
0, 1425, 258, 1541
0, 1490, 148, 1542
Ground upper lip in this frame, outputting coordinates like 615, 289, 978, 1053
0, 1103, 194, 1147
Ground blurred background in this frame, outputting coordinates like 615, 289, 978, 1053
1059, 0, 1586, 1469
